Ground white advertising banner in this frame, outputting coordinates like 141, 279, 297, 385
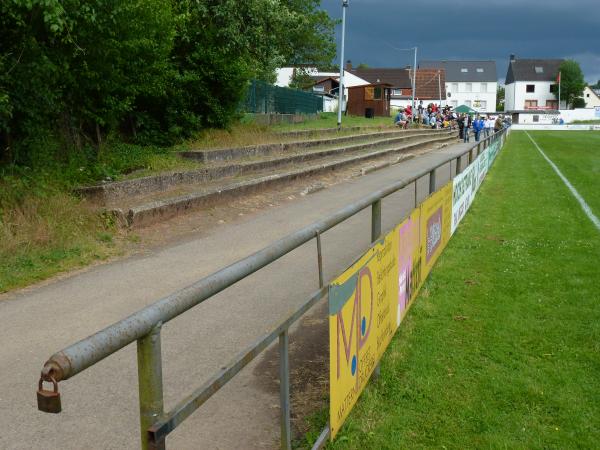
451, 161, 478, 234
475, 148, 489, 192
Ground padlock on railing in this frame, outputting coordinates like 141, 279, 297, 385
37, 376, 62, 413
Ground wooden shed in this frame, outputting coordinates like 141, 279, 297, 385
346, 83, 392, 117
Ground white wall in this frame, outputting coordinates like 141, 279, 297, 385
511, 124, 600, 131
322, 97, 338, 113
446, 81, 497, 112
516, 113, 558, 124
583, 87, 600, 108
505, 83, 515, 110
509, 81, 563, 110
559, 108, 600, 122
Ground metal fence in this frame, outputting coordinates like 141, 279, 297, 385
243, 79, 324, 115
37, 129, 509, 450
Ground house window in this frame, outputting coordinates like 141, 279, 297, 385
452, 83, 458, 92
478, 100, 487, 110
476, 68, 484, 73
392, 89, 403, 96
374, 87, 382, 100
481, 83, 487, 93
465, 82, 472, 92
550, 84, 558, 93
546, 100, 558, 109
535, 67, 544, 74
365, 87, 374, 100
533, 115, 540, 122
524, 100, 538, 109
313, 85, 324, 92
526, 84, 535, 93
451, 100, 458, 107
461, 68, 468, 73
465, 100, 472, 107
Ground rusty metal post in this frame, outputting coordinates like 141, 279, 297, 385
137, 324, 165, 450
279, 330, 291, 450
371, 200, 382, 242
414, 180, 418, 208
371, 200, 382, 378
428, 168, 436, 195
316, 231, 324, 289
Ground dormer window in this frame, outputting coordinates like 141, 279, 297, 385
535, 66, 544, 73
461, 68, 468, 73
476, 68, 484, 73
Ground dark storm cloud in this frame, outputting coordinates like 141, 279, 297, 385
321, 0, 600, 84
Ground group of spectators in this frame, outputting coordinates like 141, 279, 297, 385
394, 101, 510, 142
394, 101, 455, 130
458, 114, 507, 143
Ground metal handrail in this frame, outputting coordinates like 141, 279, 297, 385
38, 128, 508, 450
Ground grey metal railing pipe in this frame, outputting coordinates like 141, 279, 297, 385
41, 130, 506, 385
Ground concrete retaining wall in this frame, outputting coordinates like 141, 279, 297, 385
79, 130, 454, 204
123, 134, 459, 227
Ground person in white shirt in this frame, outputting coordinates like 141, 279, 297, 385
484, 116, 494, 137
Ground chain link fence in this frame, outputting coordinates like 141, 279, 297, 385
243, 80, 323, 115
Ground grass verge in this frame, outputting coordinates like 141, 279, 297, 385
299, 130, 600, 448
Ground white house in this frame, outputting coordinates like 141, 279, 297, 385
504, 56, 565, 111
275, 67, 368, 112
420, 60, 497, 112
583, 86, 600, 108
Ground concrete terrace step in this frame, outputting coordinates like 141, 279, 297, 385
111, 133, 459, 228
79, 130, 456, 205
180, 128, 447, 162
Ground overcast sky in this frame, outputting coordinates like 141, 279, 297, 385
320, 0, 600, 85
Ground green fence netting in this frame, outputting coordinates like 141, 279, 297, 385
243, 80, 324, 115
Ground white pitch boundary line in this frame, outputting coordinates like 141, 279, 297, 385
525, 131, 600, 231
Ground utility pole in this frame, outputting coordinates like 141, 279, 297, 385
438, 71, 442, 108
337, 0, 349, 129
412, 47, 417, 124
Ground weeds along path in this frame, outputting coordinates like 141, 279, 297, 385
317, 131, 600, 449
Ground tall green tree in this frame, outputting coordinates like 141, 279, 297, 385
557, 60, 585, 109
496, 85, 505, 111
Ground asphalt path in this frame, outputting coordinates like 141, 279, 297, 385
0, 140, 473, 450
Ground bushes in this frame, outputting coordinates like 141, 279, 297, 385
0, 0, 336, 166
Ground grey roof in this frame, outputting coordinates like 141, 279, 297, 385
505, 58, 564, 84
348, 68, 412, 88
419, 60, 497, 82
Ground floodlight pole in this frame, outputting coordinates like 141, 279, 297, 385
412, 47, 417, 124
337, 0, 349, 129
438, 71, 442, 107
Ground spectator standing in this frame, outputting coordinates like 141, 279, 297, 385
463, 114, 471, 143
494, 116, 503, 133
473, 116, 483, 141
484, 116, 493, 137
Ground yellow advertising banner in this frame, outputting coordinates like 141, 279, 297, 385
328, 230, 398, 438
396, 207, 423, 327
420, 182, 452, 280
328, 182, 453, 439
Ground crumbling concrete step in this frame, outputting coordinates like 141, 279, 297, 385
115, 134, 458, 228
79, 131, 455, 205
274, 125, 389, 139
180, 128, 448, 162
